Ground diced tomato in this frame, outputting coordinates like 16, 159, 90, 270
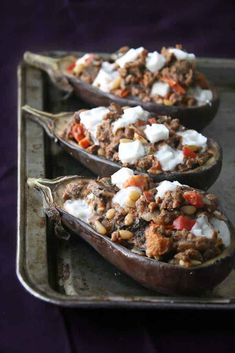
183, 191, 204, 208
79, 137, 91, 149
173, 215, 196, 231
182, 146, 197, 158
143, 190, 154, 202
124, 175, 148, 190
67, 62, 76, 73
162, 77, 186, 95
135, 120, 146, 127
148, 117, 157, 125
119, 89, 130, 97
70, 123, 85, 143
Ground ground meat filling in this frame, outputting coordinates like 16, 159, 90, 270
62, 177, 226, 268
69, 44, 211, 107
65, 103, 213, 174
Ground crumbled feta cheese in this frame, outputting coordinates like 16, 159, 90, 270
111, 168, 134, 189
73, 54, 95, 75
155, 180, 183, 199
177, 129, 207, 149
145, 51, 166, 73
144, 124, 169, 144
150, 81, 170, 97
191, 214, 214, 238
79, 106, 109, 144
112, 186, 141, 208
112, 105, 149, 133
168, 48, 196, 61
118, 140, 146, 164
188, 86, 213, 105
92, 62, 120, 92
64, 199, 92, 222
210, 218, 231, 247
75, 53, 93, 66
155, 144, 184, 171
116, 47, 144, 68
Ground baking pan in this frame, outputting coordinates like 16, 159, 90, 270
17, 52, 235, 308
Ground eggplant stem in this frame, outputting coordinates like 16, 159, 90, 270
22, 105, 72, 139
27, 178, 54, 208
23, 51, 75, 93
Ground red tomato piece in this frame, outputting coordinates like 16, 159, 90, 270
183, 191, 204, 208
67, 62, 76, 73
148, 117, 157, 125
182, 146, 197, 158
173, 215, 196, 231
79, 137, 91, 149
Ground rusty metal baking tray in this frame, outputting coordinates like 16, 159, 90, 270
17, 52, 235, 308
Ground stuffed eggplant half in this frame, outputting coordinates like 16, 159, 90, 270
28, 170, 235, 295
23, 103, 222, 190
23, 46, 219, 130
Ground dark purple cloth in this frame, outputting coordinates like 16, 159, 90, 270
1, 1, 235, 352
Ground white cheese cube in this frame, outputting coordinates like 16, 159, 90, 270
64, 199, 92, 222
146, 51, 166, 73
75, 53, 93, 66
210, 218, 231, 247
151, 81, 170, 97
118, 140, 146, 164
191, 215, 214, 238
92, 62, 120, 92
111, 168, 134, 189
155, 180, 183, 199
144, 124, 169, 144
79, 106, 110, 144
112, 105, 149, 133
155, 144, 184, 171
177, 129, 207, 149
188, 86, 213, 105
168, 48, 196, 61
116, 47, 144, 68
112, 186, 141, 208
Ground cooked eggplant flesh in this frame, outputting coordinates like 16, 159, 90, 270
63, 103, 219, 175
59, 170, 230, 268
67, 45, 214, 108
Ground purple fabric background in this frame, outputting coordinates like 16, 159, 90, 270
1, 0, 235, 352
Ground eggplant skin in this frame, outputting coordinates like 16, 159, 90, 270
58, 209, 235, 296
68, 75, 220, 131
59, 137, 222, 191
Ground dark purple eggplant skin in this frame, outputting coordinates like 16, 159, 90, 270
29, 175, 235, 296
22, 105, 222, 190
59, 211, 235, 296
23, 51, 220, 131
60, 137, 222, 191
67, 75, 220, 131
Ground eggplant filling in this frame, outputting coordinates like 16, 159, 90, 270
67, 45, 213, 107
64, 103, 213, 174
62, 169, 230, 268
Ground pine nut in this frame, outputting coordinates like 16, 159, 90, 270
129, 190, 141, 201
125, 199, 136, 208
94, 220, 107, 235
106, 208, 115, 219
111, 77, 121, 90
119, 230, 133, 240
124, 213, 134, 226
120, 138, 133, 143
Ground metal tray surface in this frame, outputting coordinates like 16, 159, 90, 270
17, 53, 235, 308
